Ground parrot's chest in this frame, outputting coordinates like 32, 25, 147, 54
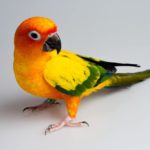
13, 62, 61, 98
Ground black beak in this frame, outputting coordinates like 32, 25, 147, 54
43, 33, 61, 54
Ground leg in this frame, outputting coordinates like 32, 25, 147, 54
23, 98, 60, 112
45, 96, 89, 134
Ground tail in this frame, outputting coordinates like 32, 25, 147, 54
108, 70, 150, 87
81, 70, 150, 98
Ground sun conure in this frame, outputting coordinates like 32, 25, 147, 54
13, 16, 150, 133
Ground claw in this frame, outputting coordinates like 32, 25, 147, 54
23, 107, 28, 112
22, 106, 37, 112
45, 116, 89, 134
81, 121, 89, 127
45, 125, 54, 135
45, 128, 49, 135
22, 99, 60, 112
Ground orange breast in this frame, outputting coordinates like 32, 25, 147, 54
13, 52, 63, 99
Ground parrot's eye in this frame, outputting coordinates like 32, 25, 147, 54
28, 31, 41, 41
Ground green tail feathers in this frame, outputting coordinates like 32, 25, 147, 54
108, 70, 150, 87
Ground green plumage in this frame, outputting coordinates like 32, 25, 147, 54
107, 70, 150, 87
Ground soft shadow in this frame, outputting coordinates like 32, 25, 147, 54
0, 87, 130, 120
0, 94, 65, 120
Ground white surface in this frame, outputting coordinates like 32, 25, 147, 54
0, 0, 150, 150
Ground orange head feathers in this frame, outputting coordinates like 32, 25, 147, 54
14, 16, 61, 56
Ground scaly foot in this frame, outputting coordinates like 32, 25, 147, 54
23, 98, 60, 112
45, 116, 89, 134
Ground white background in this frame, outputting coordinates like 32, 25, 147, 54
0, 0, 150, 149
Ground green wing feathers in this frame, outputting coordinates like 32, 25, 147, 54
107, 70, 150, 87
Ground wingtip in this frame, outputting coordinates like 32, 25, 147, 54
136, 64, 141, 67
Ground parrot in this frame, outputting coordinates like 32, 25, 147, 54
13, 16, 150, 134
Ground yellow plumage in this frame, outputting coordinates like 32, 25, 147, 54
44, 50, 90, 91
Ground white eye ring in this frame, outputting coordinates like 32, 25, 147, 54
28, 31, 41, 41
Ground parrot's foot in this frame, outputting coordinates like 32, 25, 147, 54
23, 98, 60, 112
45, 116, 89, 134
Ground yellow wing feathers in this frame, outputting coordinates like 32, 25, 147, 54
44, 51, 90, 91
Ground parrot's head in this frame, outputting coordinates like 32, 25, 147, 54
14, 16, 61, 56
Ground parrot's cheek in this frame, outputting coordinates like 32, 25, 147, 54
43, 33, 61, 54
